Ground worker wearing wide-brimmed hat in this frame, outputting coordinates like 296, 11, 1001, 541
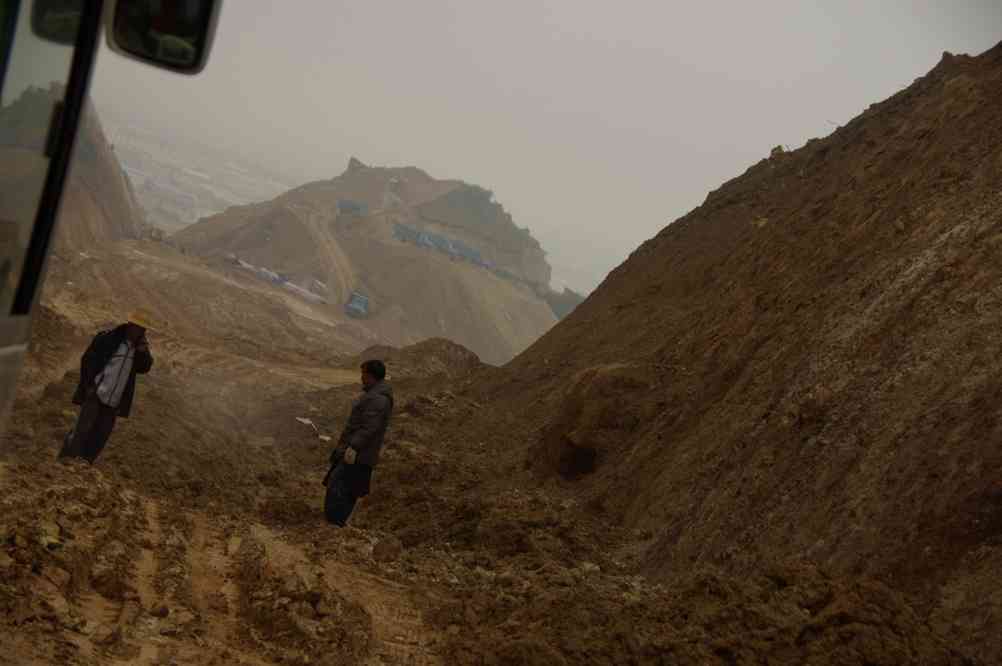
59, 311, 156, 464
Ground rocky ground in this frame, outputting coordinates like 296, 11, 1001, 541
0, 324, 979, 664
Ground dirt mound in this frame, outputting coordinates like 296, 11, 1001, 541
433, 563, 970, 665
455, 42, 1002, 661
234, 533, 372, 662
264, 382, 982, 665
354, 338, 483, 380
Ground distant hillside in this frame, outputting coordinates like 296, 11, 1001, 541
174, 158, 580, 364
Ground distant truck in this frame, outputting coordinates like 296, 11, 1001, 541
344, 291, 370, 318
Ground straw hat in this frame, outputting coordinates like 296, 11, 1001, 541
127, 310, 156, 330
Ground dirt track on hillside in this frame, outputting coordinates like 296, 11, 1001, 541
0, 283, 438, 664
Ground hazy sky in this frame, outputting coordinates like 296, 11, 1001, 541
92, 1, 1002, 293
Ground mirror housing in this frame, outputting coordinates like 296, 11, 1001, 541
104, 0, 222, 74
31, 0, 84, 45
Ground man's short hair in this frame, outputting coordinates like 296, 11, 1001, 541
361, 359, 386, 380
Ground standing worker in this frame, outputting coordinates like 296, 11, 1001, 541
324, 359, 393, 526
59, 312, 154, 464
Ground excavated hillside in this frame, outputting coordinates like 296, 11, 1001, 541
172, 159, 573, 365
452, 44, 1002, 661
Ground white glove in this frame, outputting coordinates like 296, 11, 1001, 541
343, 447, 357, 465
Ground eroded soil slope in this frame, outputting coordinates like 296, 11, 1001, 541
462, 43, 1002, 661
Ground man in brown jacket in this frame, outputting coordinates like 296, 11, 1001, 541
324, 359, 393, 526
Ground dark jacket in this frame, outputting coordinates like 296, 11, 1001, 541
334, 380, 393, 467
72, 325, 153, 418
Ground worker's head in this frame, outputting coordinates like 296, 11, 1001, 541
360, 359, 386, 389
124, 322, 147, 343
126, 310, 153, 342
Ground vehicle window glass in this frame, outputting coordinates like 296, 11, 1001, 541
0, 3, 19, 82
0, 0, 78, 313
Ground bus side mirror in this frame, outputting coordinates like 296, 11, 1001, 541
104, 0, 222, 74
31, 0, 83, 45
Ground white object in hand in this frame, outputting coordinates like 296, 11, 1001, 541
295, 417, 320, 435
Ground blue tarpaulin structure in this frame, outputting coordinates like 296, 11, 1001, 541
344, 291, 370, 318
337, 200, 367, 216
394, 223, 488, 265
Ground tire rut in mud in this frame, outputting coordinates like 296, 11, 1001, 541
232, 523, 374, 663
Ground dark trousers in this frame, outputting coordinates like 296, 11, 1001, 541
323, 463, 372, 526
59, 395, 117, 464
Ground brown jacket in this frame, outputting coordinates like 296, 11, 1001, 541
335, 381, 393, 467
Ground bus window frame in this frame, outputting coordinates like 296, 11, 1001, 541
0, 1, 22, 95
10, 0, 105, 314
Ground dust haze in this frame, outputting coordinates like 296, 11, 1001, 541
90, 1, 1001, 292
